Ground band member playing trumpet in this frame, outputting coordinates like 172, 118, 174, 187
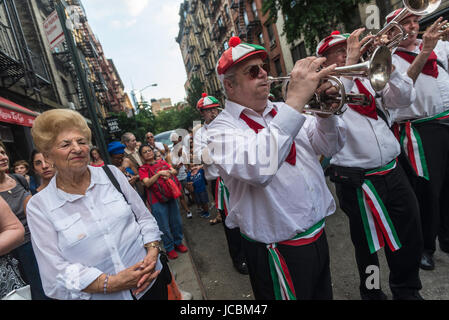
388, 10, 449, 270
204, 36, 347, 300
319, 30, 424, 300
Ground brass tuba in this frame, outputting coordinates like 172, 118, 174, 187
268, 45, 392, 116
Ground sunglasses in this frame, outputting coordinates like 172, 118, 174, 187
243, 63, 269, 79
146, 136, 154, 139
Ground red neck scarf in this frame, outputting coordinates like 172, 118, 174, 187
239, 107, 296, 166
348, 79, 378, 120
394, 44, 439, 78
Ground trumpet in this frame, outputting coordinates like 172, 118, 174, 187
361, 0, 442, 60
268, 46, 392, 115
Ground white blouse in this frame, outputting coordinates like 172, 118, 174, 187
26, 165, 162, 300
205, 100, 347, 244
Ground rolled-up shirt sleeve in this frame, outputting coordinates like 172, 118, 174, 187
27, 199, 101, 300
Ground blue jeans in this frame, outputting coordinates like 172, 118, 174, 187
150, 199, 184, 252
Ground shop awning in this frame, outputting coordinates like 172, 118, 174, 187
0, 96, 40, 127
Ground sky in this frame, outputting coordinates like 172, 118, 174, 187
81, 0, 187, 105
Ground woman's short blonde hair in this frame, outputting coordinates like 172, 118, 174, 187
32, 109, 91, 154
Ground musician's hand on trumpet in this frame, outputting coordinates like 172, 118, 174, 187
313, 81, 341, 118
347, 28, 375, 66
421, 17, 449, 53
284, 56, 336, 113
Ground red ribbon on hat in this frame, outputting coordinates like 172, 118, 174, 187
394, 44, 439, 78
348, 79, 378, 120
240, 108, 296, 166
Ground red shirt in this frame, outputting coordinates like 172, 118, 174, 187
139, 160, 173, 205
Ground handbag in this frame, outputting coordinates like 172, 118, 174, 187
165, 178, 182, 199
0, 254, 31, 300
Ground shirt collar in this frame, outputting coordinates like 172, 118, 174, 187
396, 39, 422, 54
225, 99, 277, 120
46, 166, 111, 211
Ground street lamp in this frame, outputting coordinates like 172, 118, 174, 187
130, 83, 158, 113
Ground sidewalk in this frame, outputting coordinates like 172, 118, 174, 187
167, 237, 206, 300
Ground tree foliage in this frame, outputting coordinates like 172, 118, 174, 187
111, 107, 155, 143
113, 76, 205, 139
154, 103, 201, 133
262, 0, 370, 53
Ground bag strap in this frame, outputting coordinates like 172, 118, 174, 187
10, 174, 29, 192
102, 165, 138, 222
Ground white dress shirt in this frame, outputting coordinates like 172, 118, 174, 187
206, 100, 347, 244
331, 69, 415, 169
26, 165, 162, 300
389, 40, 449, 122
193, 123, 220, 180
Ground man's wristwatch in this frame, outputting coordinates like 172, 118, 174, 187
144, 241, 161, 252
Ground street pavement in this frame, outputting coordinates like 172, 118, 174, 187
170, 178, 449, 300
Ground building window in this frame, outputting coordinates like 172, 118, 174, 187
251, 1, 258, 18
257, 32, 264, 46
291, 42, 307, 63
266, 24, 276, 47
274, 57, 283, 76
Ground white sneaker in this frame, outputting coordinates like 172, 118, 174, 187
180, 289, 193, 300
186, 211, 193, 219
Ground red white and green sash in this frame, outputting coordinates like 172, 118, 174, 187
241, 219, 325, 300
215, 177, 230, 216
357, 159, 402, 254
398, 109, 449, 180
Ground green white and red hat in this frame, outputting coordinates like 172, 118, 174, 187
316, 31, 350, 57
385, 8, 417, 24
197, 93, 220, 111
216, 36, 267, 82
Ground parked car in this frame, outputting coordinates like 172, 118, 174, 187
154, 130, 175, 150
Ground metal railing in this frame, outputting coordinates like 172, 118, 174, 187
0, 18, 20, 61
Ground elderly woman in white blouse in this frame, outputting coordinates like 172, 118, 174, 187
26, 109, 168, 300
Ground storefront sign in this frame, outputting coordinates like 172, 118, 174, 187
106, 117, 121, 134
43, 10, 65, 51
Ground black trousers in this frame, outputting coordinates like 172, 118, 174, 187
335, 164, 423, 296
219, 209, 246, 266
135, 256, 170, 300
241, 231, 333, 300
211, 178, 246, 266
399, 122, 449, 254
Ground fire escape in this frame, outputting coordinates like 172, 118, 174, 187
230, 0, 261, 44
231, 0, 248, 42
0, 0, 50, 107
65, 1, 108, 119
